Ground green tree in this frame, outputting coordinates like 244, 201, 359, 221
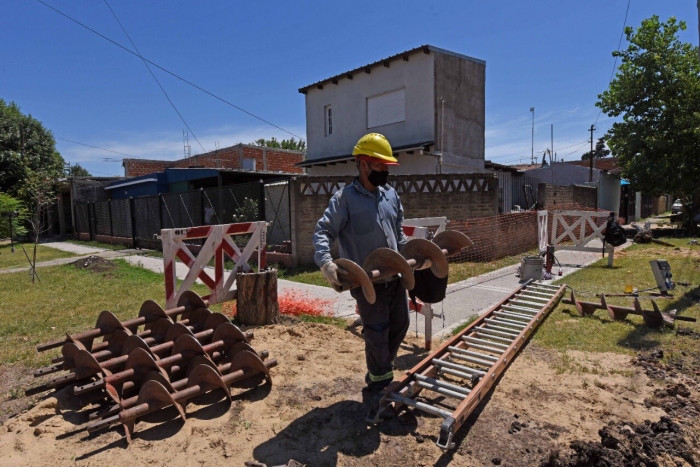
68, 163, 91, 177
252, 137, 306, 151
0, 192, 28, 239
0, 99, 65, 201
581, 137, 611, 160
596, 16, 700, 226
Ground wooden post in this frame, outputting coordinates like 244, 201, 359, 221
235, 269, 280, 325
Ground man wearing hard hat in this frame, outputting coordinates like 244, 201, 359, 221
313, 133, 409, 421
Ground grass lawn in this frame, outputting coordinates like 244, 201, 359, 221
533, 238, 700, 363
276, 247, 541, 288
0, 243, 78, 270
0, 259, 216, 368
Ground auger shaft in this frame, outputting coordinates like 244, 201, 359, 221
73, 326, 250, 395
36, 292, 208, 352
89, 349, 269, 421
89, 358, 278, 433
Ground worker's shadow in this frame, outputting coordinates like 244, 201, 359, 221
252, 395, 417, 465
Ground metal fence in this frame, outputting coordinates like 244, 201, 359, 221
511, 175, 540, 211
73, 180, 291, 250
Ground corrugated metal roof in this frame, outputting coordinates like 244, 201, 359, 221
298, 45, 485, 93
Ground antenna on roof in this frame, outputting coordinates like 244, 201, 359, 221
183, 129, 194, 165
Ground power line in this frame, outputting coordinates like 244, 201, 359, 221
101, 0, 206, 153
561, 141, 591, 159
56, 137, 133, 157
594, 0, 631, 126
36, 0, 305, 141
494, 141, 589, 165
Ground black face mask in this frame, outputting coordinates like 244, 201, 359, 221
367, 169, 389, 187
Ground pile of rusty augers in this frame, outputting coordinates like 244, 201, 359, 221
26, 291, 276, 442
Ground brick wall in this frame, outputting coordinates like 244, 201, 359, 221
290, 173, 499, 265
123, 144, 304, 177
538, 183, 597, 210
447, 211, 539, 262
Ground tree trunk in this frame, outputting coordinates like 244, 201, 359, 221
235, 269, 280, 326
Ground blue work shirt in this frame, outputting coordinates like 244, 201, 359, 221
313, 177, 408, 268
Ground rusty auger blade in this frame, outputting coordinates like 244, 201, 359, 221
88, 351, 277, 442
562, 290, 697, 328
330, 230, 472, 303
35, 291, 207, 353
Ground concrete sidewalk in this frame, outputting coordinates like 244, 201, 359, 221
118, 240, 621, 336
27, 239, 620, 343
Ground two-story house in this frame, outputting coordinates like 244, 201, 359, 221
297, 45, 486, 175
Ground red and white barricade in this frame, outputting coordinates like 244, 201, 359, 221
162, 221, 267, 308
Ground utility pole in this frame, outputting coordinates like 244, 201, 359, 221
531, 108, 535, 165
551, 124, 554, 163
589, 124, 596, 182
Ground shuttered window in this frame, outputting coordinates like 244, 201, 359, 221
367, 88, 405, 129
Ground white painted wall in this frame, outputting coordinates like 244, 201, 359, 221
597, 172, 621, 212
304, 53, 436, 161
524, 162, 601, 186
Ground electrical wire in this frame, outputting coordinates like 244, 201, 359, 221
593, 0, 631, 127
56, 137, 133, 157
495, 141, 589, 165
36, 0, 305, 141
101, 0, 206, 153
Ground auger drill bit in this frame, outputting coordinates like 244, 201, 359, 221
88, 343, 268, 421
88, 350, 277, 442
36, 291, 208, 353
73, 322, 250, 396
332, 230, 472, 303
25, 317, 252, 397
34, 309, 224, 378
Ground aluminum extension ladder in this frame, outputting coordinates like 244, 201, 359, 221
371, 281, 565, 450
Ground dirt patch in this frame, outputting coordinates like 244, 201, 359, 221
540, 417, 696, 466
0, 324, 677, 466
70, 256, 116, 275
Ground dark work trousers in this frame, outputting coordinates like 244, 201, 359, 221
351, 278, 410, 392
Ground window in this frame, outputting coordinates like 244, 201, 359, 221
324, 105, 332, 136
367, 88, 405, 129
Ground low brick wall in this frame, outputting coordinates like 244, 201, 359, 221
448, 211, 539, 262
291, 173, 499, 266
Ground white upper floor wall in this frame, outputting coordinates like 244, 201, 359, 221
299, 45, 486, 173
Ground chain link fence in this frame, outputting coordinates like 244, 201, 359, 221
73, 180, 291, 251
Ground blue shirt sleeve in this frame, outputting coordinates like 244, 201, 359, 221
313, 191, 348, 267
395, 194, 408, 248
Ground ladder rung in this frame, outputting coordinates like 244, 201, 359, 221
529, 284, 559, 292
535, 282, 559, 289
460, 338, 505, 354
448, 346, 499, 362
520, 290, 554, 298
463, 335, 509, 350
477, 327, 519, 340
500, 306, 538, 316
516, 294, 549, 302
440, 366, 481, 381
472, 331, 513, 345
509, 299, 543, 308
495, 310, 534, 321
483, 324, 522, 336
433, 358, 487, 376
416, 381, 469, 400
386, 392, 452, 418
450, 352, 496, 368
416, 374, 472, 395
486, 318, 526, 329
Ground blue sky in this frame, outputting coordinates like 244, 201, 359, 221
1, 1, 698, 176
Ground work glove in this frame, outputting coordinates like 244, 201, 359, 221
416, 258, 432, 271
321, 261, 347, 290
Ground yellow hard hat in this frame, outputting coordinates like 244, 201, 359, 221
352, 133, 399, 165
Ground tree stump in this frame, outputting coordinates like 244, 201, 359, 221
235, 269, 280, 325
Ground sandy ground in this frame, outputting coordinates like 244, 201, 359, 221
0, 317, 682, 467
